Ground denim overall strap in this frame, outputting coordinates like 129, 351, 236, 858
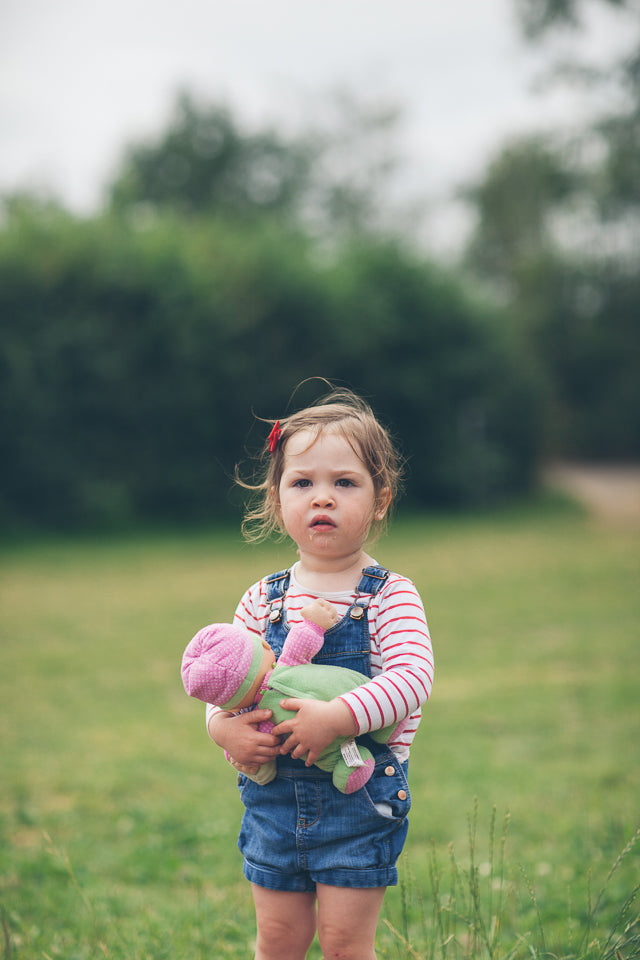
263, 565, 389, 676
264, 569, 291, 659
264, 569, 290, 600
357, 565, 390, 597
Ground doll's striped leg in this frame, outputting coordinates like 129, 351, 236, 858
331, 751, 375, 793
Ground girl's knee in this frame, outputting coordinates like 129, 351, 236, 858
317, 923, 376, 960
316, 885, 384, 960
252, 885, 317, 959
256, 912, 316, 959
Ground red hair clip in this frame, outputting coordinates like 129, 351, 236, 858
268, 420, 282, 454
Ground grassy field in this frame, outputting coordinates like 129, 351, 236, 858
1, 497, 638, 959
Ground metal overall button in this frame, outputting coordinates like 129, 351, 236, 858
350, 600, 368, 620
269, 600, 283, 623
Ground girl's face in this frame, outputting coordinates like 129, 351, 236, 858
276, 429, 388, 566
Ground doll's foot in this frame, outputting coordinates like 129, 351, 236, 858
234, 757, 277, 786
390, 715, 411, 740
344, 758, 375, 794
370, 714, 412, 745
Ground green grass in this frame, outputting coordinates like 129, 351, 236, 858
1, 497, 639, 959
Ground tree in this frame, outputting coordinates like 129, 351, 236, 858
108, 89, 415, 243
463, 136, 574, 292
109, 92, 311, 221
463, 0, 640, 459
0, 198, 542, 529
515, 0, 633, 38
515, 0, 640, 262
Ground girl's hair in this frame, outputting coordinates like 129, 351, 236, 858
237, 388, 404, 542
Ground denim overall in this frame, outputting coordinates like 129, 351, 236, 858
237, 565, 412, 892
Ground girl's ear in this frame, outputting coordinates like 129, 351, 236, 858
375, 487, 392, 522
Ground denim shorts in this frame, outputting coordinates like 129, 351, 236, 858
237, 751, 411, 891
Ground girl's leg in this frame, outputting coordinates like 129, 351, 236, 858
251, 884, 317, 960
315, 884, 386, 960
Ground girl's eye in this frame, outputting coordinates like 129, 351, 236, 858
293, 478, 312, 488
336, 478, 354, 487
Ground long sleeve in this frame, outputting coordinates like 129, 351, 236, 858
338, 574, 433, 737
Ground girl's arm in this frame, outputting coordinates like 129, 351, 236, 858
204, 578, 281, 766
338, 575, 434, 735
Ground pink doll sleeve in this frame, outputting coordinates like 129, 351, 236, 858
248, 625, 324, 741
277, 620, 325, 668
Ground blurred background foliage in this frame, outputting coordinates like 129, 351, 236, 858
1, 0, 638, 530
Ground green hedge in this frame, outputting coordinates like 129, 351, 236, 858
0, 203, 542, 528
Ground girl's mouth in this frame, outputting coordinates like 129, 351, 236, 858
311, 515, 336, 530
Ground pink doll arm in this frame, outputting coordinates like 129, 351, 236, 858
278, 599, 339, 667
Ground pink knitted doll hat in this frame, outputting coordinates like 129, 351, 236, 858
181, 623, 267, 710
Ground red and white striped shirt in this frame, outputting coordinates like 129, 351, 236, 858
208, 563, 434, 762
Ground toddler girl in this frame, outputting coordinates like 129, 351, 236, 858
206, 388, 434, 960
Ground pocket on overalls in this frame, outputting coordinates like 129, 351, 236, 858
363, 757, 411, 821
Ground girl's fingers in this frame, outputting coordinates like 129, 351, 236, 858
242, 708, 272, 723
278, 698, 302, 713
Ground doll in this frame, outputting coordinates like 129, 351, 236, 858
181, 599, 402, 794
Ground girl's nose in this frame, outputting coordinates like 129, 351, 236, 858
312, 488, 334, 507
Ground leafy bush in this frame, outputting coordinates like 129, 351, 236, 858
0, 200, 542, 528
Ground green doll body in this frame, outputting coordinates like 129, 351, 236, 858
254, 661, 396, 793
181, 598, 403, 794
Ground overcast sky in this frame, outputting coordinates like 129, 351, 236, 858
0, 0, 631, 248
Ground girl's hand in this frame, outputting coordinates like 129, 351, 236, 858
209, 709, 280, 767
272, 699, 357, 767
